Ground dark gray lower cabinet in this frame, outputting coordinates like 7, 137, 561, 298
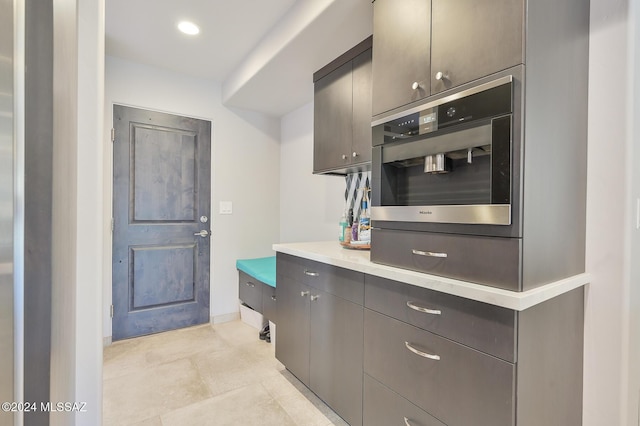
275, 254, 364, 425
276, 253, 584, 426
310, 289, 363, 426
275, 275, 310, 385
363, 375, 446, 426
364, 309, 515, 426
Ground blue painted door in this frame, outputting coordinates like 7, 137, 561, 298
112, 105, 211, 340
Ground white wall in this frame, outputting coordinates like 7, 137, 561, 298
103, 57, 281, 338
75, 0, 104, 423
50, 0, 104, 424
279, 102, 344, 243
627, 0, 640, 422
585, 0, 637, 425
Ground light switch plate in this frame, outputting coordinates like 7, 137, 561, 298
219, 201, 233, 215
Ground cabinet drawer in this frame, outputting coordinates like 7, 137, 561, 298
365, 275, 516, 362
364, 375, 446, 426
364, 309, 515, 426
262, 284, 276, 322
371, 228, 521, 290
278, 253, 364, 305
238, 271, 263, 312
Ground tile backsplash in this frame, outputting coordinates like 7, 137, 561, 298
344, 171, 371, 220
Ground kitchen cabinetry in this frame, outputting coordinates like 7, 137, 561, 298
275, 254, 364, 426
430, 0, 523, 94
274, 245, 586, 426
372, 0, 523, 116
363, 275, 584, 426
313, 37, 372, 174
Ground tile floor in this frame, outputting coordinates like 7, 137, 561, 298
103, 320, 347, 426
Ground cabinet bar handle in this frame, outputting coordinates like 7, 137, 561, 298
405, 341, 440, 361
412, 249, 447, 258
300, 291, 310, 297
246, 282, 255, 288
404, 417, 413, 426
406, 301, 441, 315
303, 270, 319, 277
310, 295, 320, 301
271, 295, 277, 301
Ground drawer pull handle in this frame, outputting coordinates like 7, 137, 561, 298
412, 249, 447, 258
300, 291, 310, 297
310, 295, 320, 301
404, 417, 413, 426
271, 295, 277, 301
246, 282, 256, 288
304, 270, 319, 277
406, 301, 441, 315
405, 341, 440, 361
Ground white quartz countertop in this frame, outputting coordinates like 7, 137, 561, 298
272, 241, 591, 311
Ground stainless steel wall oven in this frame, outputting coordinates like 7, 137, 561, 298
370, 70, 528, 290
371, 72, 522, 239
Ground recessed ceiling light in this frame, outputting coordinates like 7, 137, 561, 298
178, 21, 200, 35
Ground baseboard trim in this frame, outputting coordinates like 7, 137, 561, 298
103, 336, 112, 347
211, 312, 240, 324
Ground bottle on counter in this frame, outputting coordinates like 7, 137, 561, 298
345, 208, 353, 243
351, 208, 359, 242
358, 189, 371, 243
339, 212, 347, 242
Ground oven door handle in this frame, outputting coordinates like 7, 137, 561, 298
412, 249, 448, 258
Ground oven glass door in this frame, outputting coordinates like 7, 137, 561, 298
372, 115, 512, 225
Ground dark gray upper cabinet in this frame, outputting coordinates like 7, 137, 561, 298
372, 0, 524, 115
431, 0, 524, 94
351, 49, 373, 167
313, 61, 353, 173
313, 37, 372, 175
371, 0, 431, 116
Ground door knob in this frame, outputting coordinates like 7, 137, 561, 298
194, 230, 209, 237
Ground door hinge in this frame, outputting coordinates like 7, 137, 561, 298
111, 218, 114, 233
111, 128, 115, 142
110, 304, 114, 318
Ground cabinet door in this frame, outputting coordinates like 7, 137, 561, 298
364, 375, 446, 426
364, 309, 515, 426
261, 284, 277, 323
372, 0, 431, 116
309, 290, 364, 426
238, 271, 263, 312
313, 61, 353, 172
351, 49, 372, 165
431, 0, 524, 93
274, 276, 310, 385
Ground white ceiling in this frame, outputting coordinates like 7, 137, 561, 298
106, 0, 373, 117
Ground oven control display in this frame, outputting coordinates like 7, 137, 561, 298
419, 109, 438, 134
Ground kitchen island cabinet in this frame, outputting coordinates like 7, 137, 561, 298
274, 242, 589, 426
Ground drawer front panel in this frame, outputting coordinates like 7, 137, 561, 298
365, 275, 516, 362
364, 375, 446, 426
262, 284, 277, 322
239, 271, 263, 312
279, 254, 364, 305
370, 228, 521, 290
364, 309, 515, 426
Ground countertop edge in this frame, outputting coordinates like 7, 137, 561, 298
272, 241, 591, 311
